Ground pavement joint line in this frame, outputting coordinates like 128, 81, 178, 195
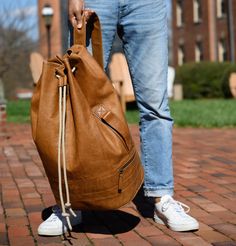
5, 155, 37, 245
0, 183, 10, 246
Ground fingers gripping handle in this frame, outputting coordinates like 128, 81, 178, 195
73, 13, 104, 69
73, 15, 86, 46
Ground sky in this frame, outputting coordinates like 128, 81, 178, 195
0, 0, 37, 18
0, 0, 38, 39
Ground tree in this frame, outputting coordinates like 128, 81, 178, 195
0, 3, 37, 99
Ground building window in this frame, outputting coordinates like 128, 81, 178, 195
218, 39, 227, 61
193, 0, 202, 23
217, 0, 227, 18
178, 44, 185, 65
195, 41, 203, 62
176, 0, 184, 27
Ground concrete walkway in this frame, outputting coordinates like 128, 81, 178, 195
0, 123, 236, 246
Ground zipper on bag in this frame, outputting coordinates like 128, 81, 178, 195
118, 152, 136, 193
101, 118, 129, 151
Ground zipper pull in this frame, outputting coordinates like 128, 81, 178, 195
118, 170, 124, 193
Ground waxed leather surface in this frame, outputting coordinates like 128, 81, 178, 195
31, 14, 144, 210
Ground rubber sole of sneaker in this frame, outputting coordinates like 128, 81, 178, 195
153, 213, 165, 225
38, 228, 68, 236
154, 213, 199, 232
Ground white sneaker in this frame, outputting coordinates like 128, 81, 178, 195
38, 206, 82, 236
154, 195, 199, 232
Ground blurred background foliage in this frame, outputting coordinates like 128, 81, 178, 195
0, 1, 37, 99
174, 62, 236, 99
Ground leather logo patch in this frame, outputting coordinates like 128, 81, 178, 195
97, 105, 106, 117
93, 104, 108, 119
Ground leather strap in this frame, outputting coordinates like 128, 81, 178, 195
73, 13, 104, 69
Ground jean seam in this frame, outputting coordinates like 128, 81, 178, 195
104, 30, 117, 71
145, 187, 174, 191
122, 41, 140, 104
141, 119, 149, 187
123, 43, 150, 187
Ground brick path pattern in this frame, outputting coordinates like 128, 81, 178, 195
0, 123, 236, 246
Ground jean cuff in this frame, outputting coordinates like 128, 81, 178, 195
144, 188, 174, 198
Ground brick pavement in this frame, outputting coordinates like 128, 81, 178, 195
0, 123, 236, 246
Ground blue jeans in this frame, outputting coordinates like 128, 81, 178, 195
85, 0, 174, 197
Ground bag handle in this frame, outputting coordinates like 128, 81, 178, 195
73, 13, 104, 69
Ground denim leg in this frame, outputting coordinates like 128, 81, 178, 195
119, 0, 174, 197
84, 0, 119, 70
84, 0, 174, 197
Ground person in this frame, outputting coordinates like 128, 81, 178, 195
38, 0, 199, 236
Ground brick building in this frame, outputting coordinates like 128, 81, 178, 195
172, 0, 236, 67
38, 0, 68, 58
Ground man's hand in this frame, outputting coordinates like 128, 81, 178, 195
68, 0, 94, 28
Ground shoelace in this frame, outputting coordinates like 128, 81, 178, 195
47, 206, 62, 222
47, 214, 59, 222
161, 198, 190, 215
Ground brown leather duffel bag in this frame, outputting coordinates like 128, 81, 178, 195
31, 13, 143, 225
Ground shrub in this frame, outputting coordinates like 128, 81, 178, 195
174, 62, 236, 99
221, 65, 236, 98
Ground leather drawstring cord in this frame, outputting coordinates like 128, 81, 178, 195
57, 73, 76, 231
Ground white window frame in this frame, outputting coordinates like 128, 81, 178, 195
193, 0, 202, 23
178, 45, 185, 65
195, 41, 203, 62
176, 0, 184, 27
218, 39, 227, 62
217, 0, 226, 18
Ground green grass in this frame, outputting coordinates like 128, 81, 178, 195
6, 99, 236, 128
7, 99, 31, 123
170, 99, 236, 128
126, 99, 236, 128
